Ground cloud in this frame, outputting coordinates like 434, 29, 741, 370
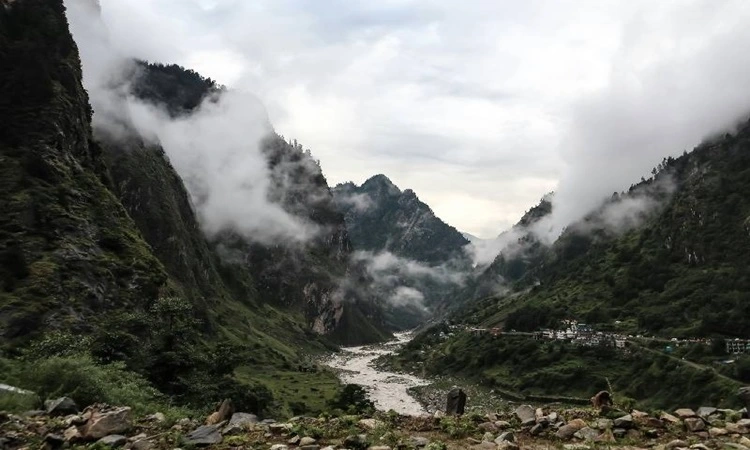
71, 0, 750, 241
65, 0, 319, 245
334, 191, 374, 213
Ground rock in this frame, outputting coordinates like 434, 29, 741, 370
497, 442, 519, 450
45, 397, 79, 417
132, 439, 152, 450
723, 444, 750, 450
690, 444, 710, 450
563, 445, 591, 450
496, 431, 514, 443
63, 425, 82, 442
697, 407, 718, 418
548, 412, 559, 423
495, 420, 511, 429
738, 418, 750, 427
79, 407, 132, 440
43, 433, 65, 450
288, 436, 301, 445
596, 418, 613, 430
710, 427, 729, 437
300, 437, 317, 446
184, 425, 223, 446
481, 432, 493, 442
270, 446, 289, 450
613, 415, 633, 428
359, 418, 382, 430
446, 388, 467, 415
223, 412, 258, 434
557, 419, 587, 439
726, 423, 743, 433
574, 427, 600, 441
530, 423, 545, 435
478, 422, 498, 433
269, 423, 290, 434
596, 429, 616, 443
368, 447, 391, 450
590, 391, 613, 410
612, 428, 627, 439
666, 439, 689, 449
685, 417, 706, 432
434, 410, 445, 419
661, 413, 681, 424
515, 405, 536, 426
205, 399, 234, 425
626, 429, 641, 440
740, 437, 750, 447
97, 435, 127, 447
410, 436, 429, 447
300, 446, 320, 450
645, 429, 660, 438
675, 408, 697, 418
536, 408, 545, 421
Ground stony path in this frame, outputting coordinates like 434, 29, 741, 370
321, 332, 430, 416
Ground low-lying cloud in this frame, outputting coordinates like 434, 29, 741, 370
66, 0, 318, 245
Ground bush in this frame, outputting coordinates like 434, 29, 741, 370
326, 384, 374, 415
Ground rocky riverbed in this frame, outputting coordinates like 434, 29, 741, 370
321, 332, 430, 416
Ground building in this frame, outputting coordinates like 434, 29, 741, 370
726, 339, 750, 354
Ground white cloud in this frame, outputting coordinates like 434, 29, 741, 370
74, 0, 750, 242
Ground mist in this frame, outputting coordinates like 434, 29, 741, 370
65, 0, 317, 245
546, 0, 750, 240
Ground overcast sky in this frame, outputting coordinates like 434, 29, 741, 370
90, 0, 750, 238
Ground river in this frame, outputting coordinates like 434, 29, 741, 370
321, 332, 430, 416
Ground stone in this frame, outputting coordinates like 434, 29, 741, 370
410, 436, 429, 447
666, 439, 689, 449
723, 444, 750, 450
675, 408, 697, 418
738, 418, 750, 427
434, 410, 445, 419
661, 413, 681, 424
184, 425, 223, 446
344, 434, 368, 448
79, 407, 132, 440
690, 444, 710, 450
288, 436, 301, 445
740, 387, 750, 412
697, 407, 718, 418
645, 429, 660, 438
63, 426, 82, 442
269, 423, 290, 434
497, 442, 519, 450
596, 418, 613, 430
726, 423, 742, 433
470, 442, 496, 450
478, 422, 498, 433
481, 432, 494, 442
300, 437, 317, 446
300, 446, 320, 450
496, 431, 514, 443
563, 445, 591, 450
530, 423, 545, 435
205, 399, 234, 425
515, 405, 536, 426
359, 418, 381, 430
740, 437, 750, 447
574, 427, 600, 441
495, 420, 511, 429
446, 388, 467, 415
685, 417, 706, 432
132, 439, 152, 450
626, 429, 641, 440
43, 433, 65, 450
223, 412, 259, 434
596, 429, 616, 443
710, 427, 729, 437
613, 415, 633, 428
548, 412, 559, 423
45, 397, 79, 417
612, 428, 627, 439
556, 419, 587, 439
270, 446, 288, 450
97, 435, 127, 447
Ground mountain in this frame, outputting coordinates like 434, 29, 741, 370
0, 0, 387, 416
332, 175, 471, 328
332, 175, 470, 265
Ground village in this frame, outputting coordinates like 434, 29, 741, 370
450, 320, 750, 355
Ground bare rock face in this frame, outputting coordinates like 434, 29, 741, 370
78, 407, 132, 440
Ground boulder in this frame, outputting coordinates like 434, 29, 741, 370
477, 422, 497, 433
675, 408, 697, 418
709, 427, 728, 437
446, 388, 467, 415
344, 434, 368, 449
288, 436, 301, 445
684, 417, 706, 432
43, 433, 65, 450
596, 418, 613, 430
665, 439, 688, 449
131, 439, 152, 450
222, 412, 258, 434
359, 418, 382, 430
556, 419, 587, 439
79, 407, 132, 440
45, 397, 79, 417
496, 431, 514, 443
530, 423, 545, 435
660, 412, 681, 424
63, 425, 82, 442
697, 407, 718, 418
515, 405, 536, 426
410, 436, 429, 447
613, 414, 633, 428
300, 445, 320, 450
495, 420, 512, 429
300, 437, 317, 446
470, 442, 496, 450
596, 429, 616, 443
97, 435, 127, 448
270, 446, 289, 450
574, 427, 600, 441
184, 425, 223, 446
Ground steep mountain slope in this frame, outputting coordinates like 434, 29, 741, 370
0, 0, 387, 416
461, 125, 750, 338
332, 175, 471, 328
333, 175, 469, 265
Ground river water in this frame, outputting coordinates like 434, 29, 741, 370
321, 332, 430, 416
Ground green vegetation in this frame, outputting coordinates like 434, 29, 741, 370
390, 326, 744, 410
